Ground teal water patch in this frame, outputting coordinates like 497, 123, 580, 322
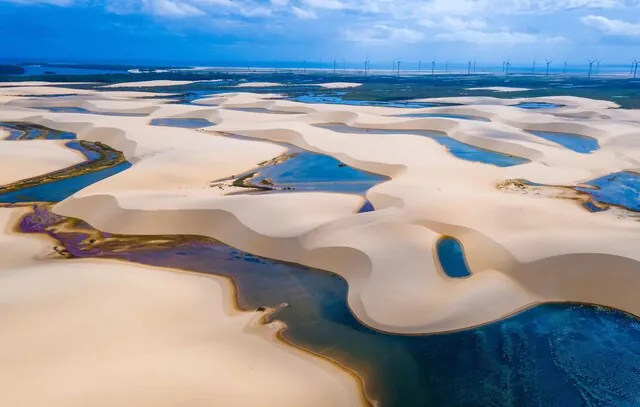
436, 237, 472, 278
0, 122, 76, 140
248, 149, 386, 195
26, 204, 640, 407
528, 130, 600, 153
577, 172, 640, 212
315, 123, 528, 167
397, 113, 491, 122
514, 102, 564, 109
150, 118, 214, 128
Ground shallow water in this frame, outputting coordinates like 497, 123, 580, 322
577, 171, 640, 212
396, 112, 491, 122
150, 117, 214, 128
513, 102, 564, 109
0, 122, 76, 140
315, 123, 528, 167
251, 149, 386, 195
528, 130, 600, 153
17, 205, 640, 407
436, 237, 472, 278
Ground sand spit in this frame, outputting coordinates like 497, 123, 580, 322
466, 86, 531, 92
102, 80, 223, 88
315, 83, 362, 89
1, 90, 640, 401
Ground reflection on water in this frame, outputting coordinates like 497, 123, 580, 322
315, 123, 529, 167
0, 122, 76, 140
436, 237, 472, 278
577, 171, 640, 212
150, 117, 214, 128
397, 112, 491, 122
528, 130, 600, 154
16, 205, 640, 407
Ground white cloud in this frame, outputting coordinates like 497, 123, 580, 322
345, 24, 425, 44
437, 30, 533, 44
581, 15, 640, 36
291, 5, 316, 19
142, 0, 205, 17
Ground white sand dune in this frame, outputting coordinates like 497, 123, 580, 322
235, 82, 285, 88
1, 89, 640, 403
314, 83, 362, 89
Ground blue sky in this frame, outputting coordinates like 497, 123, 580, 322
2, 0, 640, 65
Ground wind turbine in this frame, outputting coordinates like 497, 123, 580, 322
445, 60, 448, 72
545, 59, 553, 76
596, 59, 601, 75
468, 60, 472, 74
587, 59, 596, 78
397, 60, 401, 75
502, 60, 506, 73
431, 60, 436, 75
563, 61, 568, 75
505, 60, 511, 76
633, 59, 639, 79
532, 60, 536, 74
418, 60, 422, 72
473, 60, 476, 72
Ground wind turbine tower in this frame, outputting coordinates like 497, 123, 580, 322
505, 60, 511, 76
596, 59, 601, 75
431, 60, 436, 75
468, 60, 472, 74
545, 59, 553, 76
532, 60, 536, 74
587, 59, 596, 78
